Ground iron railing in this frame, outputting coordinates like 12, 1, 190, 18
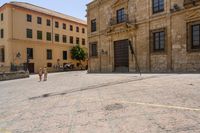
10, 63, 26, 72
110, 14, 129, 26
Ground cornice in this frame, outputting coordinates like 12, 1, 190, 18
87, 0, 111, 9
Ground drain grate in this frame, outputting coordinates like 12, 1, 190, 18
105, 103, 124, 111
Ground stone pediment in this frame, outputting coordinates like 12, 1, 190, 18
112, 0, 128, 8
186, 10, 200, 20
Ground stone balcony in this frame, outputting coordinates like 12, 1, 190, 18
109, 14, 129, 26
108, 14, 136, 31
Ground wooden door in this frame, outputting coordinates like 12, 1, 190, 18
114, 39, 129, 72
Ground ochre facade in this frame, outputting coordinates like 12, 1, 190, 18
87, 0, 200, 73
0, 2, 87, 73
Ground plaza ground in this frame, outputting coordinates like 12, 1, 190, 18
0, 71, 200, 133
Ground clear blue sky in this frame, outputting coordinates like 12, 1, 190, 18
0, 0, 92, 20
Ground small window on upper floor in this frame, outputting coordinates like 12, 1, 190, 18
63, 23, 66, 30
76, 27, 79, 32
91, 19, 96, 32
117, 8, 125, 24
27, 14, 32, 22
37, 30, 42, 40
37, 17, 42, 24
55, 21, 59, 28
47, 19, 51, 26
1, 13, 4, 21
55, 34, 59, 42
63, 35, 67, 43
152, 0, 164, 14
82, 28, 85, 34
70, 36, 73, 44
26, 29, 32, 39
46, 32, 51, 41
70, 25, 73, 31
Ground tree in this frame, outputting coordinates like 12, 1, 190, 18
71, 45, 87, 69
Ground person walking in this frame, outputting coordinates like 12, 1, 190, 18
43, 67, 48, 81
38, 68, 43, 82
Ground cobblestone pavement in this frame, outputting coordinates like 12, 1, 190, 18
0, 71, 200, 133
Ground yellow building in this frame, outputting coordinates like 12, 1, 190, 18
0, 2, 87, 73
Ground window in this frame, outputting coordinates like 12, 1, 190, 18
70, 25, 73, 31
47, 63, 52, 67
47, 49, 52, 60
55, 34, 59, 42
82, 28, 85, 33
63, 23, 66, 30
27, 48, 33, 59
27, 14, 32, 22
188, 21, 200, 51
82, 38, 86, 45
26, 29, 32, 38
151, 29, 165, 52
153, 0, 164, 14
37, 17, 42, 24
70, 36, 73, 44
76, 37, 80, 44
76, 26, 79, 32
0, 29, 4, 38
91, 19, 96, 32
1, 13, 3, 21
37, 31, 42, 40
47, 19, 51, 26
0, 48, 5, 62
63, 51, 67, 60
63, 35, 67, 43
55, 21, 59, 28
90, 43, 98, 57
46, 32, 51, 41
117, 8, 125, 23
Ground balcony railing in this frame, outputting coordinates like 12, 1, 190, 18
110, 14, 129, 26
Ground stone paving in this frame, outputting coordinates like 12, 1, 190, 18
0, 71, 200, 133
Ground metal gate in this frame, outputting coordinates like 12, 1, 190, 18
114, 39, 129, 72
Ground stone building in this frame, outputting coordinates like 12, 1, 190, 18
87, 0, 200, 73
0, 2, 87, 73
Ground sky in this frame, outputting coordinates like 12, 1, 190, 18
0, 0, 92, 20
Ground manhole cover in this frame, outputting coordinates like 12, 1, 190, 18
105, 103, 124, 111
